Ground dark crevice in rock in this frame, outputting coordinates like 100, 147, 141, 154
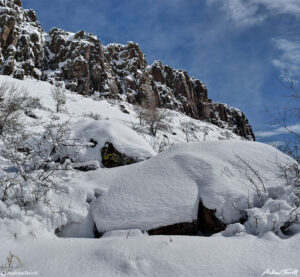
148, 221, 198, 236
93, 223, 103, 238
197, 201, 226, 236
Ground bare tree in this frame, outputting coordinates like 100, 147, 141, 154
51, 84, 66, 113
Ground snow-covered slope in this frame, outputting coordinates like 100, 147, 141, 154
0, 75, 299, 277
0, 75, 243, 153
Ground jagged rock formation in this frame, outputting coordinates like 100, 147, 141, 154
0, 0, 255, 140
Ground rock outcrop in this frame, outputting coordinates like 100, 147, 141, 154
0, 0, 255, 140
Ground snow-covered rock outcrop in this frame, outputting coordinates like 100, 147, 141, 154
90, 141, 299, 237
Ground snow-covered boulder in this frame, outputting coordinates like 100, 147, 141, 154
72, 119, 155, 167
91, 141, 298, 236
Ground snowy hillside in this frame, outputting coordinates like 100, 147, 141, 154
0, 75, 299, 277
0, 75, 243, 150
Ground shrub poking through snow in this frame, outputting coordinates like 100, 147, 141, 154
0, 121, 89, 210
0, 82, 41, 136
133, 95, 171, 137
0, 252, 22, 273
231, 154, 267, 204
180, 120, 198, 142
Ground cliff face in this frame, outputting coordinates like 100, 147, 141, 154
0, 0, 255, 140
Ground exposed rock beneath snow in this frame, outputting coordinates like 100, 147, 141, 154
101, 142, 139, 168
0, 0, 44, 79
72, 160, 100, 172
0, 0, 255, 140
111, 201, 226, 237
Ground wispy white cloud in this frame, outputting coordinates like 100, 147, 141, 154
207, 0, 300, 27
256, 123, 300, 138
272, 38, 300, 78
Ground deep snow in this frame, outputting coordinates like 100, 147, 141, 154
0, 75, 299, 277
0, 233, 299, 277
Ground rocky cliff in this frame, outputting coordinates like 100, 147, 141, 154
0, 0, 255, 140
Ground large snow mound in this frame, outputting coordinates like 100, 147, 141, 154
92, 141, 294, 232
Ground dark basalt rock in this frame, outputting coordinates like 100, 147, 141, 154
0, 0, 255, 140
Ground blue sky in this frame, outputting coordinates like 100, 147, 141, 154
23, 0, 300, 142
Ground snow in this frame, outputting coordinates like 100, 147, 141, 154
0, 233, 299, 277
91, 141, 296, 233
0, 75, 299, 276
73, 119, 155, 163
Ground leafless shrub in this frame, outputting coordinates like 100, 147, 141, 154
133, 103, 171, 136
83, 112, 102, 120
50, 84, 66, 113
0, 82, 41, 136
276, 160, 300, 187
0, 252, 22, 273
180, 120, 198, 142
231, 154, 267, 203
0, 121, 88, 210
200, 126, 210, 141
133, 103, 148, 125
221, 130, 233, 140
145, 108, 171, 137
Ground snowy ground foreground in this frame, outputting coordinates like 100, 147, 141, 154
0, 76, 299, 276
0, 232, 299, 277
